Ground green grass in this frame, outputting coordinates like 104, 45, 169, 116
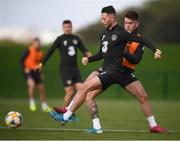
0, 99, 180, 140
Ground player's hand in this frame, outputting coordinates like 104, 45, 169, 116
35, 63, 43, 72
24, 68, 30, 74
154, 49, 162, 59
82, 57, 89, 66
86, 52, 92, 57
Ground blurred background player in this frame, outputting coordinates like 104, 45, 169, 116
20, 38, 51, 112
39, 20, 91, 112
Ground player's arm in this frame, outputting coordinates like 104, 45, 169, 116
124, 45, 144, 64
39, 37, 59, 69
19, 49, 30, 73
82, 40, 104, 66
82, 35, 103, 65
77, 36, 92, 57
121, 31, 162, 59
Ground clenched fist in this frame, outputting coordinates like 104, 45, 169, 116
82, 57, 89, 66
154, 49, 162, 59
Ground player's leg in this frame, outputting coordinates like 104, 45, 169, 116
26, 77, 36, 111
85, 89, 103, 133
59, 67, 76, 109
36, 83, 51, 112
33, 70, 51, 112
64, 86, 75, 107
125, 80, 166, 133
49, 70, 114, 125
50, 75, 102, 125
74, 82, 82, 91
68, 76, 102, 113
125, 80, 153, 117
85, 71, 103, 133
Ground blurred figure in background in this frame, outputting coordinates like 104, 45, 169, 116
20, 38, 51, 112
39, 20, 91, 112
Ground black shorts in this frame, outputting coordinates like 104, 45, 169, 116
95, 67, 103, 74
97, 68, 138, 90
60, 67, 82, 87
24, 70, 42, 84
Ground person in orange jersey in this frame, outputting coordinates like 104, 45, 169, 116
20, 38, 51, 112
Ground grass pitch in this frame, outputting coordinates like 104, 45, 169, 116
0, 98, 180, 140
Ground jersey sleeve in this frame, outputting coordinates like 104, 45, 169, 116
124, 45, 144, 64
88, 36, 103, 62
20, 48, 29, 69
42, 37, 59, 65
120, 31, 157, 53
77, 36, 89, 56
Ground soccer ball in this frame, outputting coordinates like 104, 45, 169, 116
5, 111, 23, 128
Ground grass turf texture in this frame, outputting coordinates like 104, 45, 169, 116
0, 99, 180, 140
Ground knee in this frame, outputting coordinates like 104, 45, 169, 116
85, 93, 93, 103
65, 88, 74, 96
139, 94, 148, 104
80, 82, 91, 93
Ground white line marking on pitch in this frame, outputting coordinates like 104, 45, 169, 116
0, 127, 180, 133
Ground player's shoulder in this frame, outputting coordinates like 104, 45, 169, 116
115, 25, 124, 33
57, 35, 64, 39
71, 34, 80, 40
100, 29, 107, 37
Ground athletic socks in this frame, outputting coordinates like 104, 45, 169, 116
147, 115, 157, 128
41, 102, 48, 110
67, 100, 74, 110
93, 118, 101, 130
63, 110, 73, 121
29, 98, 35, 106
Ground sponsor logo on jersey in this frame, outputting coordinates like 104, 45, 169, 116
111, 34, 117, 41
73, 39, 78, 45
63, 40, 68, 46
102, 35, 105, 41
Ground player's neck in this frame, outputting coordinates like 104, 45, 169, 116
109, 21, 118, 30
64, 33, 71, 35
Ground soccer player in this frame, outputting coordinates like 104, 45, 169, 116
20, 38, 51, 112
39, 20, 91, 110
83, 11, 165, 133
49, 6, 165, 133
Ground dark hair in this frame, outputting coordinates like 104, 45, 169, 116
33, 37, 40, 42
63, 20, 72, 25
125, 11, 139, 20
101, 5, 116, 14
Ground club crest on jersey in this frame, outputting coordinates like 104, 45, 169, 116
131, 73, 136, 78
111, 34, 117, 41
73, 39, 78, 45
63, 40, 68, 46
66, 80, 72, 85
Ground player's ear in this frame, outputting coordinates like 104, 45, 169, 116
111, 14, 116, 21
136, 21, 139, 28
